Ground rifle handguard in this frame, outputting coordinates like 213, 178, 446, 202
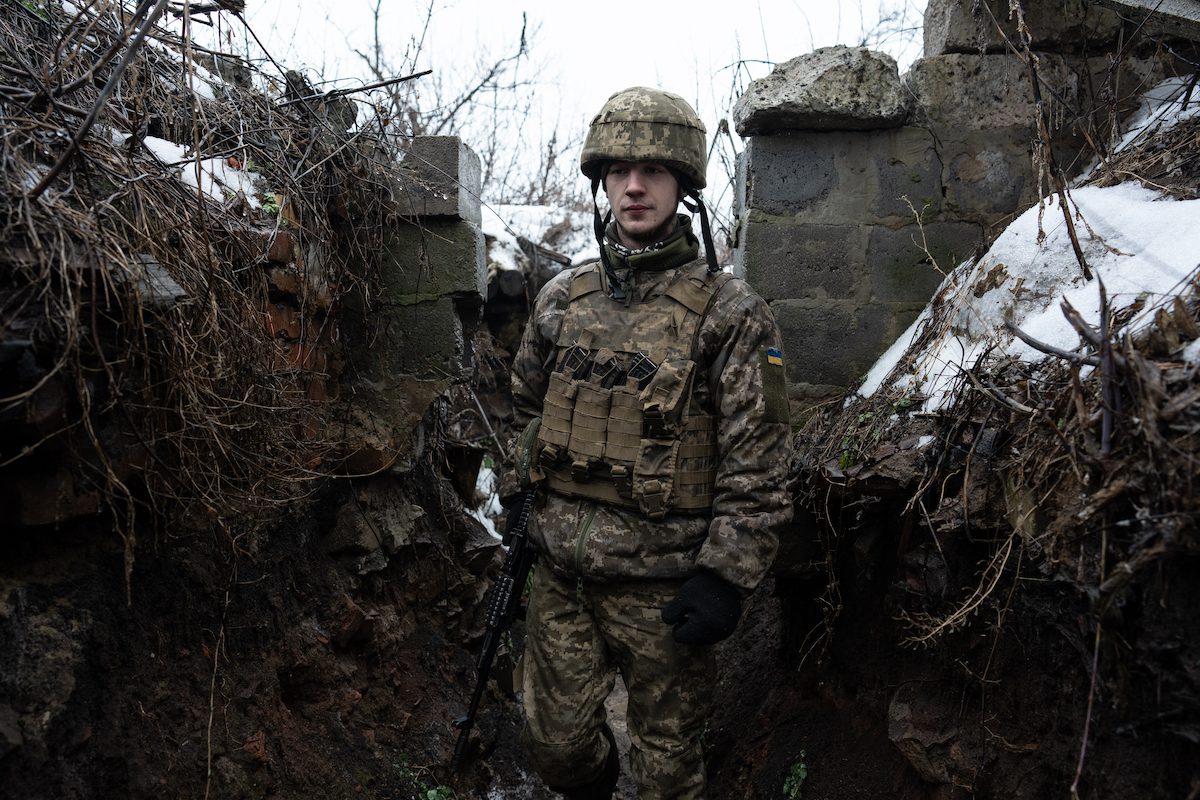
451, 490, 537, 771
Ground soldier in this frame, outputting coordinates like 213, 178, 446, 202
502, 86, 793, 799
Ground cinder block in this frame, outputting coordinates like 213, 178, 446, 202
395, 136, 482, 224
382, 297, 465, 377
942, 144, 1031, 219
905, 53, 1083, 133
742, 128, 941, 224
734, 217, 867, 303
381, 218, 486, 303
867, 222, 983, 304
868, 127, 944, 222
741, 135, 841, 217
924, 0, 1122, 57
770, 298, 892, 389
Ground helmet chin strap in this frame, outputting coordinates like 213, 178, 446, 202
681, 191, 720, 274
591, 176, 626, 301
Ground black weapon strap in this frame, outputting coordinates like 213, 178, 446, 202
591, 176, 626, 301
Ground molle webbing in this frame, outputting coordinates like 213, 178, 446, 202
535, 260, 732, 519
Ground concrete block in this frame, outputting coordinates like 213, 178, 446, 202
734, 217, 867, 302
735, 46, 908, 135
924, 0, 1122, 57
383, 297, 464, 377
381, 218, 486, 303
905, 53, 1083, 132
943, 144, 1031, 219
770, 298, 893, 389
395, 136, 482, 224
1095, 0, 1200, 41
740, 135, 842, 218
867, 222, 983, 304
742, 129, 942, 224
868, 128, 945, 222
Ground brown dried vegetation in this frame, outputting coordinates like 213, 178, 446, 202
0, 1, 415, 568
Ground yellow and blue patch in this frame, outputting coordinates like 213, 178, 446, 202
759, 347, 789, 425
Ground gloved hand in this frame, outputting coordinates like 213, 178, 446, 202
661, 570, 743, 645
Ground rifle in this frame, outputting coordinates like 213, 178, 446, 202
451, 489, 537, 771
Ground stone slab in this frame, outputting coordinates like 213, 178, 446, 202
924, 0, 1122, 57
735, 46, 908, 136
394, 136, 482, 224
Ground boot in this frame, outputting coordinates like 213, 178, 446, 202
551, 723, 619, 800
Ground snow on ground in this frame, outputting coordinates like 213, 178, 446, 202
855, 78, 1200, 414
1106, 76, 1200, 161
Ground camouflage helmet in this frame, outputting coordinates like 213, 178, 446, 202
581, 87, 708, 190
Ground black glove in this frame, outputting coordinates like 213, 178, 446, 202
661, 571, 743, 645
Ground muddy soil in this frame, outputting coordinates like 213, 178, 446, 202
705, 514, 1200, 800
2, 463, 1196, 800
0, 455, 545, 800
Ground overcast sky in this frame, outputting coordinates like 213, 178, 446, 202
195, 0, 925, 211
227, 0, 923, 121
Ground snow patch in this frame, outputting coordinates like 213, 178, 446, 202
142, 136, 187, 164
469, 465, 503, 541
484, 203, 596, 265
179, 157, 262, 209
854, 183, 1200, 413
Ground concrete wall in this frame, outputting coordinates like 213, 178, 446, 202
340, 136, 487, 473
731, 0, 1174, 409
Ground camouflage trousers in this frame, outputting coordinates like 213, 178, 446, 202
521, 565, 717, 799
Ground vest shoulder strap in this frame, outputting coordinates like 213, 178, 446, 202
568, 262, 603, 302
664, 260, 733, 316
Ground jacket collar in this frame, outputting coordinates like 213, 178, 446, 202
603, 215, 700, 272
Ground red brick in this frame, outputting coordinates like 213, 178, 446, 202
264, 302, 300, 340
266, 266, 300, 294
265, 230, 295, 264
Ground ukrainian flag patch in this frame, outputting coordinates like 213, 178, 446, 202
766, 347, 783, 367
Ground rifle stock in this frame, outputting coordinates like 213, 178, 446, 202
451, 490, 536, 771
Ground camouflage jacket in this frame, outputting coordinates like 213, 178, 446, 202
505, 218, 792, 592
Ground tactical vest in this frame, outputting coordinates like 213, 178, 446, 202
534, 259, 733, 520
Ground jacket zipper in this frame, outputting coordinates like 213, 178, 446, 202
572, 505, 597, 604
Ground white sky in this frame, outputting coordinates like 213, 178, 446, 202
194, 0, 925, 212
228, 1, 924, 115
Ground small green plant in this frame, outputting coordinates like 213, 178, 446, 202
20, 0, 49, 20
783, 751, 808, 799
397, 754, 458, 800
261, 194, 281, 216
837, 410, 878, 471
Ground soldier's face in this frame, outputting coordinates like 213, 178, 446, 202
605, 161, 681, 248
